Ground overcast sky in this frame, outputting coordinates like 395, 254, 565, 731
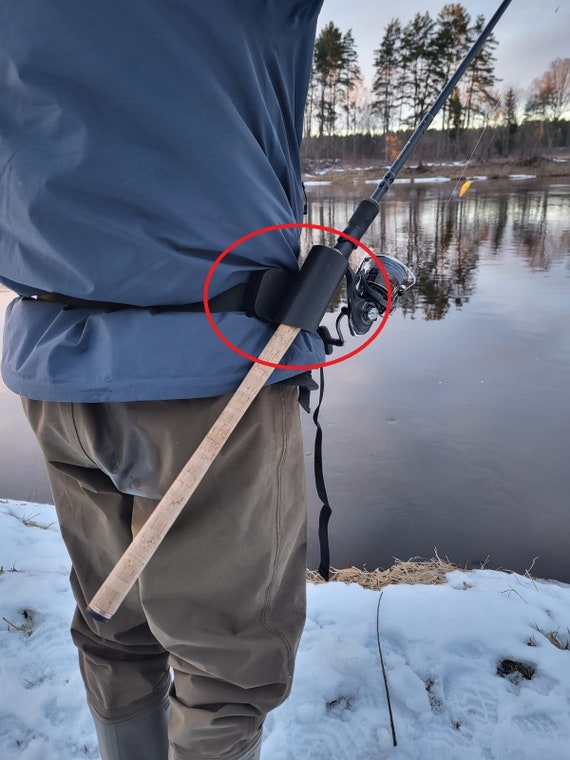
317, 0, 569, 95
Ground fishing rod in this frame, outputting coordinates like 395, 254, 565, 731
364, 0, 514, 213
319, 0, 515, 341
87, 0, 514, 622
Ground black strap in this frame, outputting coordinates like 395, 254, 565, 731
31, 269, 298, 323
33, 282, 248, 314
313, 366, 331, 581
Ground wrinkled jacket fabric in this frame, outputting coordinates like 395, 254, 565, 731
0, 0, 325, 401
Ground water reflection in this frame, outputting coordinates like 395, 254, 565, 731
301, 178, 570, 580
305, 179, 570, 322
1, 179, 570, 578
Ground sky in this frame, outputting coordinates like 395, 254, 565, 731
317, 0, 570, 96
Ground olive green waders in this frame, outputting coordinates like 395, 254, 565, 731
22, 386, 307, 760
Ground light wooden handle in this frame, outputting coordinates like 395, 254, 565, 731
87, 323, 300, 621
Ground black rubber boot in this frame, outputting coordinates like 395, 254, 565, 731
90, 695, 169, 760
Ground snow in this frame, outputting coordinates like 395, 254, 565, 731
2, 500, 570, 760
365, 178, 412, 185
407, 176, 450, 184
364, 177, 451, 185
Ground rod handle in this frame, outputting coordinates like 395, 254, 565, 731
87, 323, 300, 621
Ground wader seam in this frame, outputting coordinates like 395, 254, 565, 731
69, 402, 99, 468
260, 387, 294, 675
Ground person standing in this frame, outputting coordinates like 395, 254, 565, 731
0, 2, 325, 758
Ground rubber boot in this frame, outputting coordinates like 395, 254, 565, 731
90, 695, 169, 760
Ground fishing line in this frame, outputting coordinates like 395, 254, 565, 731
376, 590, 397, 747
444, 121, 494, 210
444, 0, 556, 209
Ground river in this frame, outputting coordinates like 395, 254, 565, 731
1, 176, 569, 579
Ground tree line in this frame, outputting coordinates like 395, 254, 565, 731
304, 4, 570, 159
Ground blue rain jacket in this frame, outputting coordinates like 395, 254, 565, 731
0, 0, 325, 401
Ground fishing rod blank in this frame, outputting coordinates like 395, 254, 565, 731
312, 0, 513, 338
87, 0, 514, 621
334, 0, 514, 259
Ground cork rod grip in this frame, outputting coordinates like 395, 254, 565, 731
87, 323, 300, 621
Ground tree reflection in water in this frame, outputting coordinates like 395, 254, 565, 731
300, 178, 570, 579
303, 179, 569, 321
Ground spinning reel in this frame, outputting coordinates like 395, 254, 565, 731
318, 253, 415, 354
347, 254, 416, 334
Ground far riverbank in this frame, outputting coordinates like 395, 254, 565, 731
303, 152, 570, 184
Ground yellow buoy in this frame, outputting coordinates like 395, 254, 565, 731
459, 180, 472, 198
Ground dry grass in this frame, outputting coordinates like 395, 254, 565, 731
0, 563, 22, 576
8, 510, 54, 531
306, 553, 459, 591
530, 626, 570, 651
2, 609, 36, 637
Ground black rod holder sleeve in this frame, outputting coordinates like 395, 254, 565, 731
277, 244, 348, 333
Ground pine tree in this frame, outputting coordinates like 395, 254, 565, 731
463, 15, 499, 128
372, 19, 402, 138
339, 29, 362, 135
433, 4, 471, 139
399, 12, 440, 126
313, 22, 346, 136
304, 64, 318, 138
502, 86, 519, 155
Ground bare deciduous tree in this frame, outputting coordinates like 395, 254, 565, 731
526, 58, 570, 121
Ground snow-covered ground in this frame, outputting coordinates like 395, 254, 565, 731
2, 499, 570, 760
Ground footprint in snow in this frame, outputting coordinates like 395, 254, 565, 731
442, 668, 500, 742
513, 712, 562, 738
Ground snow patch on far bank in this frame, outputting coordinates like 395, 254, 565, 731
364, 176, 451, 185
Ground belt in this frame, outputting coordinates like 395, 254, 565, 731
31, 269, 295, 321
33, 287, 247, 313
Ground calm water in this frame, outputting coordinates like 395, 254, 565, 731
1, 177, 569, 579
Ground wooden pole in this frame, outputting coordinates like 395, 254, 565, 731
87, 323, 300, 621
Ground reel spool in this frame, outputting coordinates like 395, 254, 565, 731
317, 253, 415, 354
347, 254, 416, 335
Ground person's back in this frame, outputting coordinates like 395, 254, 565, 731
0, 2, 324, 758
0, 0, 324, 401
